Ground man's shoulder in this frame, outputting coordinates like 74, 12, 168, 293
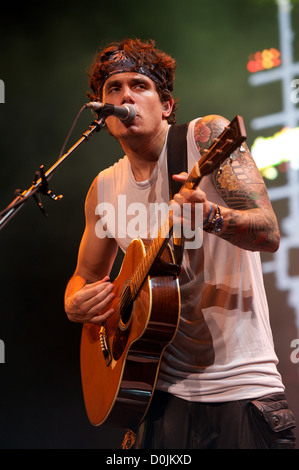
195, 114, 229, 127
192, 114, 230, 149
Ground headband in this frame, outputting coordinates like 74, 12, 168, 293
99, 50, 167, 92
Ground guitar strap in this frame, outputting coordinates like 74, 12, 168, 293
166, 122, 189, 271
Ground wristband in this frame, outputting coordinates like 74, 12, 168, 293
203, 202, 213, 226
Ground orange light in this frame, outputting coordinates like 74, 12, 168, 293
247, 48, 281, 73
247, 60, 260, 73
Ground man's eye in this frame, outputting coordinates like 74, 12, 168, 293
106, 86, 120, 94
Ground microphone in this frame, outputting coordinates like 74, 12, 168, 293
85, 102, 136, 124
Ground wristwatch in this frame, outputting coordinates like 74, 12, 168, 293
205, 205, 224, 234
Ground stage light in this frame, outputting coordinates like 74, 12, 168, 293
247, 48, 281, 73
251, 127, 299, 179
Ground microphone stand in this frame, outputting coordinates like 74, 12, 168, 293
0, 115, 106, 231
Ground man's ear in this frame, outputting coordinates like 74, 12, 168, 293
162, 96, 174, 119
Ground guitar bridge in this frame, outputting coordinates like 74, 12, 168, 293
99, 324, 112, 366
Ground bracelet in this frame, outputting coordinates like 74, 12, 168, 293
203, 202, 213, 226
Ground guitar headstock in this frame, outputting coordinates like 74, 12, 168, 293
198, 115, 247, 178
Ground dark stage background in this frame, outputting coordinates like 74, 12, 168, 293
0, 0, 298, 449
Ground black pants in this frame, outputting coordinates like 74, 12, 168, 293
134, 390, 296, 449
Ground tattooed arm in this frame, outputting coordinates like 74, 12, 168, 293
173, 114, 280, 253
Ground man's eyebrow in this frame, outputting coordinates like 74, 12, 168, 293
105, 78, 122, 90
130, 76, 150, 85
105, 75, 151, 91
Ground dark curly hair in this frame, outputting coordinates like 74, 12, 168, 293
87, 38, 177, 124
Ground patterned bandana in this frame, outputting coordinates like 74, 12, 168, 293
99, 50, 167, 91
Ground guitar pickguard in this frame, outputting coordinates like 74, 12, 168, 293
112, 326, 131, 361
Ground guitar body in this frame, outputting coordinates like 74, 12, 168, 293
80, 238, 181, 429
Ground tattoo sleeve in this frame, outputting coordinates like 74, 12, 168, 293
194, 115, 280, 252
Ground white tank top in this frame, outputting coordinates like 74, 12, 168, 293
97, 119, 284, 402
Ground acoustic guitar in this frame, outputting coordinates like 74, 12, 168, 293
80, 115, 247, 430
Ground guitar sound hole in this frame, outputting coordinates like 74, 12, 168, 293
120, 285, 133, 326
112, 285, 133, 361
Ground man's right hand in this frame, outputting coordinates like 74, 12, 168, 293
64, 276, 115, 325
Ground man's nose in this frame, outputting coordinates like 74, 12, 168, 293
121, 86, 135, 104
